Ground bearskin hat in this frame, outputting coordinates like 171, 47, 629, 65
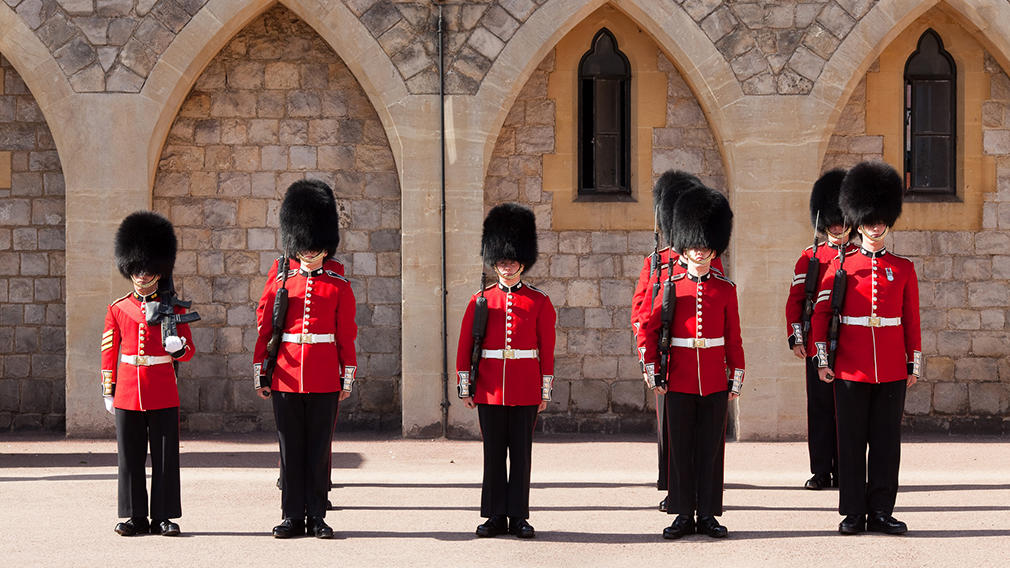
482, 202, 538, 271
809, 168, 847, 233
654, 170, 703, 240
114, 211, 177, 281
670, 186, 733, 257
280, 179, 340, 257
839, 161, 903, 228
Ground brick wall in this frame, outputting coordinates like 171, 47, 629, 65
824, 53, 1010, 434
0, 55, 66, 431
151, 6, 402, 433
483, 49, 727, 433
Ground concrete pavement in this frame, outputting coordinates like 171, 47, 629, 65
1, 433, 1008, 567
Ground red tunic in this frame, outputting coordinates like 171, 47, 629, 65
456, 282, 556, 406
811, 247, 922, 383
631, 249, 724, 366
784, 242, 855, 351
253, 258, 357, 393
101, 292, 196, 411
640, 271, 744, 396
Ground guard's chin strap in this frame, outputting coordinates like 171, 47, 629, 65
858, 226, 889, 242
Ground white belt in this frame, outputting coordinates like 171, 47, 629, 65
840, 316, 901, 328
482, 348, 539, 360
281, 333, 335, 344
670, 337, 725, 349
120, 354, 173, 366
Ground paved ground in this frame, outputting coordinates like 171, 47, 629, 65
1, 433, 1008, 567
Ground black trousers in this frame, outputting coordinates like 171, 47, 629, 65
834, 378, 906, 516
477, 404, 538, 519
805, 356, 837, 477
273, 391, 339, 519
116, 406, 181, 520
666, 390, 728, 517
655, 391, 669, 491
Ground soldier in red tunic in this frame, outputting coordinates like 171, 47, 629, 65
253, 180, 357, 539
102, 212, 196, 537
630, 171, 723, 512
640, 185, 743, 540
784, 168, 856, 490
811, 162, 921, 535
456, 203, 556, 539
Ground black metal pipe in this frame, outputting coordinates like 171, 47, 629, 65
437, 2, 450, 438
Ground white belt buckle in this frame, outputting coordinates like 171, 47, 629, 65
694, 338, 706, 348
300, 333, 312, 343
503, 349, 515, 359
134, 355, 148, 366
868, 317, 881, 328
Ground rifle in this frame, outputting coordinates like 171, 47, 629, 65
144, 276, 201, 357
258, 256, 290, 389
652, 258, 675, 389
648, 205, 662, 312
826, 246, 847, 375
799, 212, 822, 345
461, 270, 488, 398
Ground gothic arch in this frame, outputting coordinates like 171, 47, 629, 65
0, 4, 74, 161
144, 0, 409, 188
812, 0, 1010, 165
476, 0, 740, 179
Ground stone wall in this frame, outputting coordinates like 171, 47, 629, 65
824, 53, 1010, 435
3, 0, 209, 92
4, 1, 885, 96
151, 5, 401, 433
483, 49, 726, 433
0, 55, 66, 431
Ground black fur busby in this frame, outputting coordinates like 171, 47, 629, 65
839, 161, 903, 228
670, 186, 733, 257
654, 170, 703, 240
482, 202, 538, 271
809, 168, 847, 233
114, 211, 177, 280
280, 179, 340, 257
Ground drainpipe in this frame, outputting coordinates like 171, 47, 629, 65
437, 2, 450, 438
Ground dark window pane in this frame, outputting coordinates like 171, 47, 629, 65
580, 79, 595, 190
903, 29, 956, 199
594, 135, 619, 190
906, 31, 954, 76
912, 81, 951, 134
594, 80, 620, 134
912, 136, 950, 189
577, 29, 631, 197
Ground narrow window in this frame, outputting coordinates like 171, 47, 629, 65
904, 29, 957, 200
578, 29, 631, 199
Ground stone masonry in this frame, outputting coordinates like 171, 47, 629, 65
483, 49, 727, 434
823, 53, 1010, 435
0, 56, 66, 431
7, 1, 878, 96
681, 0, 879, 95
344, 0, 549, 95
3, 0, 209, 93
151, 5, 402, 433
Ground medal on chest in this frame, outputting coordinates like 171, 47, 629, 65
885, 267, 893, 282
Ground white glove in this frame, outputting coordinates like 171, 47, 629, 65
164, 335, 186, 354
104, 396, 115, 415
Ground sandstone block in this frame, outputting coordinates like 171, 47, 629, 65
571, 379, 609, 413
969, 382, 1007, 415
611, 380, 645, 412
932, 382, 968, 414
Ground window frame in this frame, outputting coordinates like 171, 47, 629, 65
903, 28, 958, 202
577, 28, 633, 201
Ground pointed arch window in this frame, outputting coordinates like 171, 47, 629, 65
904, 29, 957, 200
578, 28, 631, 200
